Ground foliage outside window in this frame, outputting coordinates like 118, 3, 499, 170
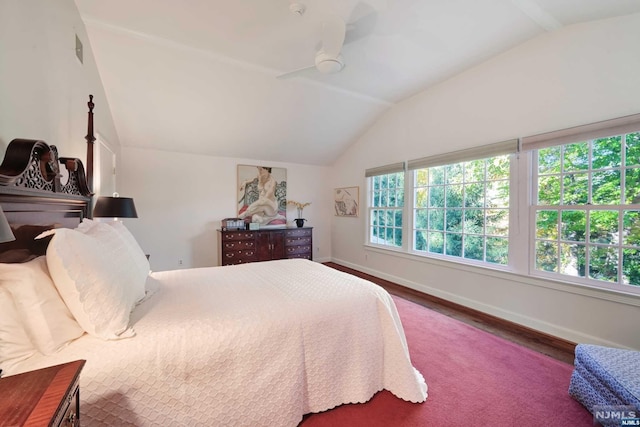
412, 155, 510, 265
369, 172, 404, 248
533, 132, 640, 287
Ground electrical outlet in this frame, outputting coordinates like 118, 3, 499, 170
178, 259, 183, 265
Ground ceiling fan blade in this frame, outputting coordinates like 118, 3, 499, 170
321, 15, 346, 57
276, 64, 317, 80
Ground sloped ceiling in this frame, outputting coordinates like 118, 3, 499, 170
74, 0, 640, 165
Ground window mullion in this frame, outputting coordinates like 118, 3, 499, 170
511, 152, 532, 274
404, 170, 413, 253
588, 141, 593, 205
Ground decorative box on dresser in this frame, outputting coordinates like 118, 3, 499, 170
218, 227, 313, 266
0, 360, 85, 427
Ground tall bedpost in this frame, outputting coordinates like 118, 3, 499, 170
85, 94, 95, 194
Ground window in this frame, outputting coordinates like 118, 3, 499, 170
412, 155, 510, 265
531, 131, 640, 287
363, 116, 640, 296
369, 171, 405, 248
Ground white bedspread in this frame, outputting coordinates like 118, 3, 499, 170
11, 259, 427, 426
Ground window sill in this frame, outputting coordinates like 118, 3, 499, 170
363, 244, 640, 307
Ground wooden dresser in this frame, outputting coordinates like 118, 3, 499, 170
0, 360, 85, 427
218, 227, 313, 266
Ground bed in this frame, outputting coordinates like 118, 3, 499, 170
0, 97, 427, 426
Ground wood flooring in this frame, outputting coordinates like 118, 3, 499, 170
324, 262, 577, 365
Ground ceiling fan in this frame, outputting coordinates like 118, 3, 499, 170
277, 14, 347, 79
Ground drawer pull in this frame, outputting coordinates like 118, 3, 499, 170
66, 412, 76, 425
290, 238, 311, 244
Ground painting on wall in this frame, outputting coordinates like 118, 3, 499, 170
334, 186, 359, 217
237, 164, 287, 227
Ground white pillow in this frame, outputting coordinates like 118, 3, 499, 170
0, 257, 84, 355
107, 221, 150, 294
0, 287, 39, 372
74, 217, 96, 233
46, 227, 138, 340
76, 219, 148, 303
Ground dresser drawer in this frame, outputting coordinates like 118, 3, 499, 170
286, 245, 312, 256
285, 236, 312, 246
285, 228, 312, 238
223, 240, 256, 250
287, 253, 312, 260
222, 231, 255, 241
223, 250, 257, 265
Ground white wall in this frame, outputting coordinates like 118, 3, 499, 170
331, 14, 640, 349
3, 1, 637, 349
118, 147, 332, 272
0, 0, 119, 163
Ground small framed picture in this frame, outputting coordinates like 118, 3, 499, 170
334, 187, 359, 217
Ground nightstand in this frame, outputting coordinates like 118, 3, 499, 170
0, 360, 85, 427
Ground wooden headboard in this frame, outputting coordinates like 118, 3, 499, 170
0, 96, 95, 258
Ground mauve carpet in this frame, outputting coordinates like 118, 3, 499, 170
300, 295, 593, 427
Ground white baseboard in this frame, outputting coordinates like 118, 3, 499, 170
330, 257, 631, 350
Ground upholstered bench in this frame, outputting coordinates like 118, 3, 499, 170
569, 344, 640, 420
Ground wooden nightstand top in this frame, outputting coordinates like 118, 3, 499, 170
0, 360, 85, 427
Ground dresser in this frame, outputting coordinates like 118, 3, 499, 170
0, 360, 85, 427
218, 227, 313, 266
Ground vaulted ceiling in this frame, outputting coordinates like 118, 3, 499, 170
74, 0, 640, 165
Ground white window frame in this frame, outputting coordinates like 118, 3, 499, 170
409, 155, 512, 267
526, 132, 640, 294
365, 163, 406, 251
405, 139, 518, 269
362, 115, 640, 297
521, 113, 640, 295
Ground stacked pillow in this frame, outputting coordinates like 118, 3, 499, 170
45, 219, 150, 340
0, 286, 41, 373
0, 219, 150, 372
0, 257, 85, 371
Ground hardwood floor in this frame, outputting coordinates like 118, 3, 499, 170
324, 262, 577, 365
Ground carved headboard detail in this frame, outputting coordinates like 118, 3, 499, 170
0, 139, 92, 198
0, 96, 95, 258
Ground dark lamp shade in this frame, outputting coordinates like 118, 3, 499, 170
93, 196, 138, 219
0, 206, 16, 243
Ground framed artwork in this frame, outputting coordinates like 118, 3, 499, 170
334, 186, 359, 217
237, 164, 287, 228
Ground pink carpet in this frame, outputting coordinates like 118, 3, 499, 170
300, 295, 592, 427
